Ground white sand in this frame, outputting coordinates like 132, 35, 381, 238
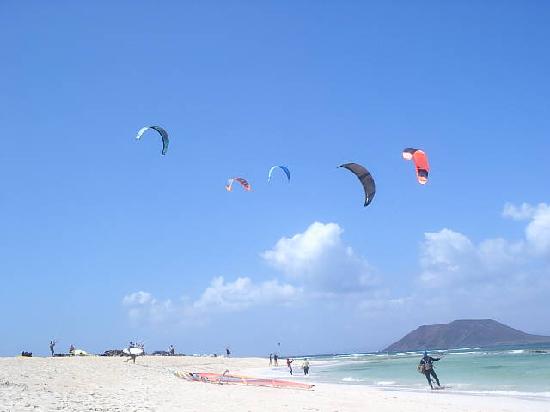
1, 356, 548, 411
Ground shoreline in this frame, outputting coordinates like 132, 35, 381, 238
246, 362, 550, 402
1, 356, 548, 411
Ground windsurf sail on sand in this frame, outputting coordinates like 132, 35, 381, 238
175, 371, 314, 390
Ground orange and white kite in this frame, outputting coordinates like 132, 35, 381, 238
402, 148, 430, 185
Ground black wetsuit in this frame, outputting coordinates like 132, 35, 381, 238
420, 356, 441, 388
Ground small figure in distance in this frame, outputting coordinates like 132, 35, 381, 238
302, 358, 310, 375
286, 358, 293, 375
126, 353, 137, 363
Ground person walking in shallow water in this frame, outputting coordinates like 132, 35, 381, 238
274, 353, 278, 366
286, 358, 294, 375
419, 351, 441, 389
302, 358, 310, 375
269, 353, 273, 366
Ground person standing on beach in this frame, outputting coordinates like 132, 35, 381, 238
126, 353, 137, 363
286, 358, 294, 375
269, 353, 273, 366
419, 351, 441, 389
302, 359, 310, 375
274, 353, 278, 366
169, 345, 175, 355
226, 347, 231, 357
49, 340, 56, 357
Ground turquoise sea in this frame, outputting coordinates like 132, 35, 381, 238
268, 345, 550, 399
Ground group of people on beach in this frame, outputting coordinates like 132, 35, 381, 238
266, 351, 441, 389
268, 353, 278, 366
48, 341, 82, 357
269, 354, 310, 376
50, 338, 441, 390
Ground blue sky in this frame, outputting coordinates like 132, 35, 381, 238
1, 1, 549, 356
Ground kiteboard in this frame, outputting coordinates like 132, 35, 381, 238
431, 386, 449, 391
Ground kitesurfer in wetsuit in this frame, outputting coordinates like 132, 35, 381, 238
419, 351, 441, 389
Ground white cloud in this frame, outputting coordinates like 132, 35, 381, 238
122, 277, 300, 323
420, 203, 550, 287
502, 203, 550, 256
419, 229, 480, 286
524, 204, 550, 257
122, 291, 174, 323
122, 207, 550, 331
262, 222, 375, 292
502, 203, 536, 220
192, 276, 301, 312
123, 291, 154, 305
419, 229, 525, 287
122, 222, 379, 325
478, 238, 524, 270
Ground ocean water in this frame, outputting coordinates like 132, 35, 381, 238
274, 345, 550, 399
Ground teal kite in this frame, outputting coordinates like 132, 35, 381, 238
136, 126, 169, 155
268, 166, 291, 183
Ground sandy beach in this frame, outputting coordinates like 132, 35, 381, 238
1, 356, 548, 411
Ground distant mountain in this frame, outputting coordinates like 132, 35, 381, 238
384, 319, 550, 352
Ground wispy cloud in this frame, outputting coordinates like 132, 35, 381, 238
122, 291, 175, 324
192, 276, 301, 312
122, 277, 300, 324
